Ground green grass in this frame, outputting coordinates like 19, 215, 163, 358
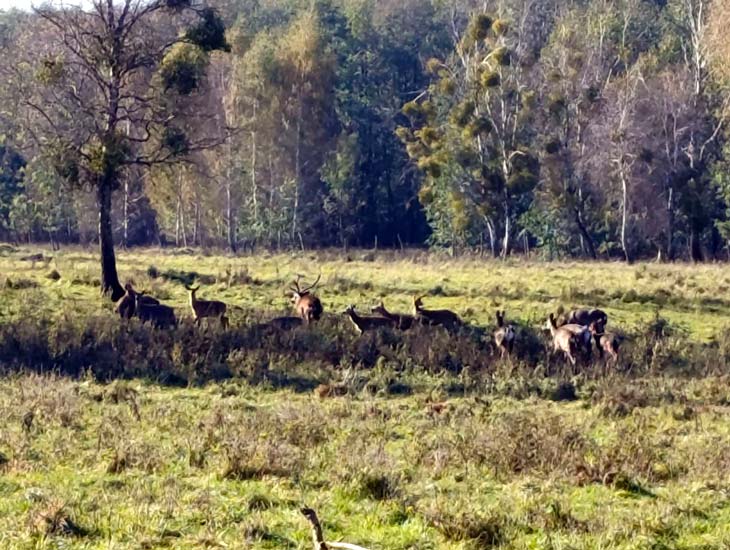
2, 246, 730, 339
1, 246, 730, 548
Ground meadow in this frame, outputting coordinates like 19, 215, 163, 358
1, 245, 730, 549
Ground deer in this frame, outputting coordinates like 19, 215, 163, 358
185, 284, 229, 329
301, 507, 370, 550
370, 301, 415, 330
133, 292, 177, 329
589, 321, 622, 364
547, 313, 588, 365
115, 283, 159, 319
290, 274, 323, 323
344, 305, 395, 334
493, 310, 516, 359
412, 295, 462, 331
566, 308, 608, 332
557, 318, 593, 358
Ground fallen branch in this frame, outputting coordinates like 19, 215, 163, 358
300, 507, 371, 550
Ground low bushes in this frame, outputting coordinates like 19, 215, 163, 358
0, 311, 727, 388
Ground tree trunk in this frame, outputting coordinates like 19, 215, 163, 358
97, 182, 124, 301
486, 219, 496, 257
251, 100, 259, 223
690, 225, 703, 262
620, 170, 632, 263
122, 178, 130, 249
292, 109, 302, 241
226, 175, 236, 253
573, 207, 597, 260
666, 186, 674, 261
175, 197, 181, 247
500, 200, 511, 259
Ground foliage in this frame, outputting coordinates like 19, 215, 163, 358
0, 0, 729, 261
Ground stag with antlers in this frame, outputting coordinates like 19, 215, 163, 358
290, 274, 323, 324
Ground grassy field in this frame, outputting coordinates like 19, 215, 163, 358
2, 245, 730, 338
1, 246, 730, 549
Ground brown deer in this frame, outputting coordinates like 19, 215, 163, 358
185, 285, 229, 328
412, 295, 462, 331
589, 321, 622, 363
290, 274, 323, 323
300, 507, 370, 550
370, 301, 415, 330
115, 283, 159, 319
134, 292, 177, 328
344, 305, 395, 334
547, 313, 586, 365
493, 310, 516, 359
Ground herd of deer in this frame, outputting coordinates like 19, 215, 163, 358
115, 274, 622, 364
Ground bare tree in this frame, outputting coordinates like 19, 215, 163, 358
4, 0, 229, 299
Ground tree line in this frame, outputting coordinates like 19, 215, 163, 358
1, 0, 730, 271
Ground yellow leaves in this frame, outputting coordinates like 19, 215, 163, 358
36, 56, 65, 86
708, 0, 730, 89
426, 58, 443, 75
489, 47, 511, 67
481, 70, 501, 89
280, 12, 326, 77
402, 101, 422, 119
450, 101, 475, 127
417, 157, 443, 179
492, 19, 510, 37
415, 127, 440, 147
418, 185, 435, 205
467, 14, 494, 44
160, 43, 207, 95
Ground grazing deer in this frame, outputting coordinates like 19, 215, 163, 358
589, 321, 622, 363
344, 305, 395, 334
412, 295, 462, 331
290, 274, 323, 323
493, 310, 516, 359
134, 292, 177, 329
371, 301, 415, 330
547, 313, 587, 365
301, 507, 370, 550
185, 285, 229, 329
115, 283, 159, 319
566, 308, 608, 331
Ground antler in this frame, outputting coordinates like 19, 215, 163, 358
300, 274, 322, 294
290, 274, 303, 293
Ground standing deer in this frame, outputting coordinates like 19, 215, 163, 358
185, 285, 229, 329
547, 313, 587, 365
412, 295, 462, 331
589, 321, 622, 364
290, 274, 323, 323
371, 301, 415, 330
134, 292, 177, 328
344, 305, 395, 334
493, 310, 516, 359
115, 283, 159, 319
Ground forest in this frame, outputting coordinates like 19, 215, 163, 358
1, 0, 730, 263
